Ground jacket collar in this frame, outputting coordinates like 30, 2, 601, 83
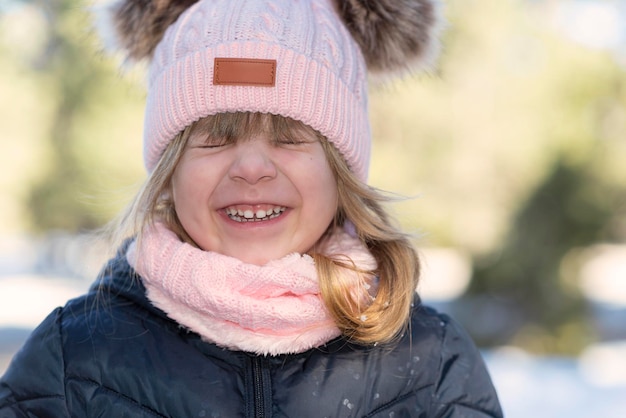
89, 239, 169, 321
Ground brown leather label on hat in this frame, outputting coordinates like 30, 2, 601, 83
213, 58, 276, 86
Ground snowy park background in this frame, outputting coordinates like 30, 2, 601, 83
2, 0, 626, 416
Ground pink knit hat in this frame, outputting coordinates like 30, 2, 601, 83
102, 0, 443, 181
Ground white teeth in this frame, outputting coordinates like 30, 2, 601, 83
226, 206, 286, 222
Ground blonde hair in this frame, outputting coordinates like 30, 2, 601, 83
108, 112, 420, 346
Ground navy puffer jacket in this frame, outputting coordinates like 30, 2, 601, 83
0, 250, 502, 417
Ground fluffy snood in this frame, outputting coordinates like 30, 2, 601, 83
126, 223, 377, 355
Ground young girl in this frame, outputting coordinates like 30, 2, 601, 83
0, 0, 503, 416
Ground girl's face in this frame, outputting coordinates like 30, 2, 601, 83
171, 127, 338, 265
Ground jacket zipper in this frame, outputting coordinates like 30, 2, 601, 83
249, 356, 271, 418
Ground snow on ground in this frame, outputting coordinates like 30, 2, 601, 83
0, 275, 90, 328
486, 347, 626, 418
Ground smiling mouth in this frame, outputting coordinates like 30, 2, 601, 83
225, 206, 286, 222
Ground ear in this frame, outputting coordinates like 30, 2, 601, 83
336, 0, 444, 74
100, 0, 200, 62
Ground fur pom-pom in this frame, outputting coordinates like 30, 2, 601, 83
99, 0, 199, 61
337, 0, 444, 74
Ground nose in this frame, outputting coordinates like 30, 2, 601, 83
228, 138, 277, 184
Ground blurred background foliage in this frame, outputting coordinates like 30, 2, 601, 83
1, 0, 625, 355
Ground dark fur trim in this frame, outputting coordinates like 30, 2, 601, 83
110, 0, 199, 61
337, 0, 442, 73
104, 0, 442, 71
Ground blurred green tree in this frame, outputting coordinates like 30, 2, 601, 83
12, 0, 145, 232
368, 0, 626, 354
454, 0, 626, 353
468, 157, 625, 354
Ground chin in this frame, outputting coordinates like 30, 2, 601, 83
239, 254, 281, 266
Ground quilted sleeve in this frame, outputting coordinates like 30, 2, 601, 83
428, 315, 504, 418
0, 308, 70, 417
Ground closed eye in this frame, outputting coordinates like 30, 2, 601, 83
191, 136, 233, 149
274, 136, 315, 146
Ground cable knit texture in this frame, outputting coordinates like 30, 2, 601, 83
126, 223, 377, 355
144, 0, 371, 180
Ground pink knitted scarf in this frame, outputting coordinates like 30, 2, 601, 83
126, 223, 377, 355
